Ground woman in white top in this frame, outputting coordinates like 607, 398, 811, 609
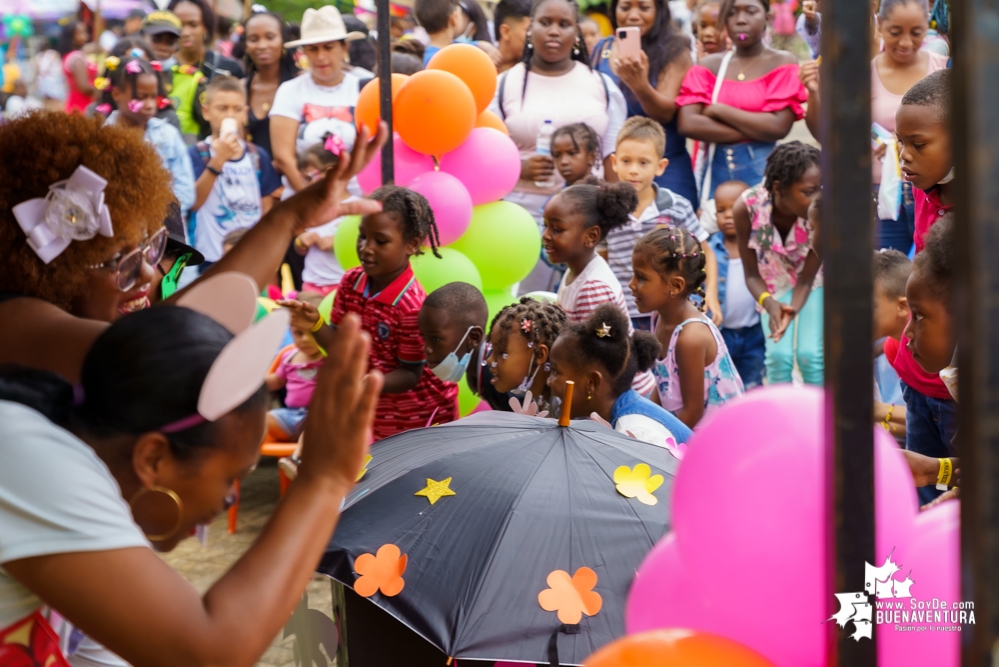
269, 5, 366, 193
546, 303, 693, 446
0, 305, 380, 666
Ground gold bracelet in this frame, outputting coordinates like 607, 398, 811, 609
310, 318, 324, 333
936, 457, 953, 486
757, 291, 773, 307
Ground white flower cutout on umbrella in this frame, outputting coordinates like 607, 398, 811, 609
509, 390, 549, 418
12, 165, 114, 264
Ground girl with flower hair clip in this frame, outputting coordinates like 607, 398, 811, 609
99, 54, 196, 218
630, 225, 744, 428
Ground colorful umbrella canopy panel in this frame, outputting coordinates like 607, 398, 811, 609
319, 412, 680, 665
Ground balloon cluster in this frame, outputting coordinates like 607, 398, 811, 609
600, 385, 960, 667
337, 44, 543, 415
2, 15, 34, 40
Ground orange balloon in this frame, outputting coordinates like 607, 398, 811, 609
584, 630, 777, 667
355, 73, 409, 136
426, 42, 498, 114
394, 69, 477, 156
476, 109, 509, 135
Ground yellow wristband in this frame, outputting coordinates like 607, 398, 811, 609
310, 318, 324, 333
936, 457, 953, 486
758, 291, 773, 307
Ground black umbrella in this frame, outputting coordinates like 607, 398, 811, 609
318, 401, 679, 665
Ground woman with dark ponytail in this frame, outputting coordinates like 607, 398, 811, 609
0, 306, 380, 667
490, 0, 627, 291
547, 302, 692, 444
544, 180, 657, 396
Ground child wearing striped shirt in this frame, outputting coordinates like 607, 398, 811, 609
542, 180, 657, 396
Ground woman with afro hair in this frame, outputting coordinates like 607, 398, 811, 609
0, 111, 386, 382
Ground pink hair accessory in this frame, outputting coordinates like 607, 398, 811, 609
520, 318, 533, 333
127, 99, 144, 114
150, 60, 163, 72
324, 133, 346, 156
125, 59, 143, 75
12, 165, 114, 264
95, 103, 112, 115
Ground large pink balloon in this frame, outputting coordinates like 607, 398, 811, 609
407, 171, 473, 246
878, 500, 960, 667
668, 385, 918, 667
439, 128, 521, 206
357, 135, 435, 194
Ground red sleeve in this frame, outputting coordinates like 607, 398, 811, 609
883, 336, 900, 367
759, 63, 807, 120
396, 305, 427, 364
675, 65, 716, 107
328, 268, 360, 326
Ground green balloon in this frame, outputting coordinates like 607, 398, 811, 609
451, 201, 541, 290
482, 287, 518, 324
411, 247, 482, 296
457, 376, 481, 417
333, 215, 362, 271
318, 289, 336, 324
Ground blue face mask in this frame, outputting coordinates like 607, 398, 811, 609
509, 356, 541, 397
430, 327, 476, 383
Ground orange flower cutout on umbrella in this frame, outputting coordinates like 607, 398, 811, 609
538, 567, 603, 624
354, 544, 407, 598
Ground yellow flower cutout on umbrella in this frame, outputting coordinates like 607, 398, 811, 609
415, 477, 456, 505
357, 454, 373, 481
613, 463, 664, 506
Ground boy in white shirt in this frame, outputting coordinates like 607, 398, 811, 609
188, 76, 282, 267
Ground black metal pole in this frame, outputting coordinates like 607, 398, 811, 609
820, 1, 875, 665
376, 0, 394, 184
951, 0, 999, 661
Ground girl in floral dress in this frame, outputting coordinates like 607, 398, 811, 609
630, 226, 744, 429
731, 141, 823, 385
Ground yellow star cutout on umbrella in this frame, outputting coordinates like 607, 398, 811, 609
415, 477, 456, 505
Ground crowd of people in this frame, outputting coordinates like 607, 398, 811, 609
0, 0, 961, 663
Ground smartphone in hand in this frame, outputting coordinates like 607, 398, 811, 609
617, 26, 641, 60
220, 117, 239, 139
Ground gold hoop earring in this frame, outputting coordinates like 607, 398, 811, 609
130, 485, 184, 542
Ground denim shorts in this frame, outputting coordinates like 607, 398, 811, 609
721, 323, 766, 389
270, 406, 308, 439
873, 181, 916, 254
707, 141, 776, 200
900, 380, 958, 504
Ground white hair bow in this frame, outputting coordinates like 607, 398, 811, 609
12, 165, 114, 264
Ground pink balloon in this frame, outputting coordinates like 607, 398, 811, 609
668, 385, 919, 667
878, 500, 960, 667
407, 171, 473, 246
439, 128, 521, 206
357, 135, 435, 194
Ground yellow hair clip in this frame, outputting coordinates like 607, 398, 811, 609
94, 77, 110, 91
104, 56, 120, 72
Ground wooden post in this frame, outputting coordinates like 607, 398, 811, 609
952, 0, 999, 660
819, 0, 875, 663
376, 0, 394, 184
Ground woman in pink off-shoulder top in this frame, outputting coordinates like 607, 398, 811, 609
675, 0, 806, 206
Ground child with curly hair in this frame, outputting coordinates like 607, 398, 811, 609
485, 297, 568, 416
547, 302, 693, 445
631, 226, 744, 428
544, 180, 656, 396
732, 141, 823, 386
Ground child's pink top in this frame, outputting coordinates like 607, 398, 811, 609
675, 63, 807, 120
742, 184, 823, 297
276, 348, 323, 409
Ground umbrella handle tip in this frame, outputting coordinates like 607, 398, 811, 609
558, 381, 574, 427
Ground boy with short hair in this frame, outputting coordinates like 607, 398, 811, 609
188, 76, 281, 267
417, 282, 488, 416
414, 0, 459, 65
889, 69, 956, 503
494, 0, 531, 73
607, 116, 719, 331
705, 180, 765, 388
872, 249, 911, 443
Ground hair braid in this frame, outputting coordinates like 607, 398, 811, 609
369, 185, 443, 258
489, 297, 568, 359
763, 141, 821, 201
634, 226, 707, 307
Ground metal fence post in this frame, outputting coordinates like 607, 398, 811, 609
376, 0, 394, 184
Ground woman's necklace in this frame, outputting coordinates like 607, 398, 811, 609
735, 48, 765, 81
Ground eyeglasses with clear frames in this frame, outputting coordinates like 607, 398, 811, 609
89, 227, 169, 292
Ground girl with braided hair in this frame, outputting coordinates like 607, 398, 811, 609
732, 140, 823, 386
631, 226, 743, 427
485, 297, 568, 415
102, 55, 195, 217
547, 303, 693, 445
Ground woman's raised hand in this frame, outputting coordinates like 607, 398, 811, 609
298, 313, 383, 491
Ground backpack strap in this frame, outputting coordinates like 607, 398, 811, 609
597, 71, 609, 111
195, 140, 211, 167
245, 142, 262, 180
497, 70, 508, 120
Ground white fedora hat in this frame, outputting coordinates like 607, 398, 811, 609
285, 6, 366, 47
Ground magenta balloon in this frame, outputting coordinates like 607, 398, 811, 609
669, 385, 919, 667
407, 171, 473, 246
357, 135, 435, 194
439, 127, 521, 205
878, 500, 960, 667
